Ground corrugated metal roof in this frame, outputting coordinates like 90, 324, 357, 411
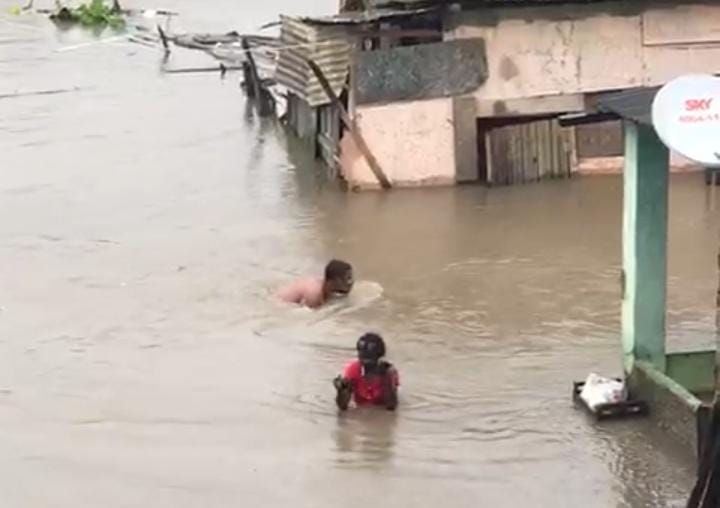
367, 0, 644, 7
596, 87, 660, 126
275, 16, 350, 108
299, 7, 438, 25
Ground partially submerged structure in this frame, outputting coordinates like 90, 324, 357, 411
586, 85, 720, 471
276, 0, 720, 189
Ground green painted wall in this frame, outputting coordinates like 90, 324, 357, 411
621, 122, 669, 373
666, 350, 716, 394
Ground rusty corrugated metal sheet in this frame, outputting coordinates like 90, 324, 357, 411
298, 7, 438, 25
276, 16, 350, 108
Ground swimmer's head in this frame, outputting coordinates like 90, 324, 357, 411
356, 332, 385, 369
324, 259, 354, 296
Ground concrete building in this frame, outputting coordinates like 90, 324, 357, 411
277, 0, 720, 189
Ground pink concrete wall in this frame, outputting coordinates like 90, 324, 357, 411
340, 98, 456, 189
446, 4, 720, 110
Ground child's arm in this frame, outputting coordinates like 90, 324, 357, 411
379, 362, 398, 411
333, 376, 353, 411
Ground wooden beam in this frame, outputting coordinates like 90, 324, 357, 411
356, 29, 441, 40
241, 37, 274, 117
306, 58, 391, 190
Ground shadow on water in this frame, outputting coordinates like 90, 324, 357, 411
333, 408, 398, 469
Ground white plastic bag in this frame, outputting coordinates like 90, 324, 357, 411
580, 373, 626, 411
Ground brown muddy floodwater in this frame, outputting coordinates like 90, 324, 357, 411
0, 1, 717, 506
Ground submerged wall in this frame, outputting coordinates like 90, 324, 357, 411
340, 97, 456, 189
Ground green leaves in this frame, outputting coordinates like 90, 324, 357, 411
53, 0, 125, 28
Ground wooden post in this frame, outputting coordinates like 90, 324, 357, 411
621, 121, 669, 374
241, 37, 274, 116
241, 62, 255, 98
306, 58, 391, 190
241, 37, 261, 100
156, 25, 170, 54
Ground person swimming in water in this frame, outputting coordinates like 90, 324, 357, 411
333, 333, 399, 411
277, 259, 354, 309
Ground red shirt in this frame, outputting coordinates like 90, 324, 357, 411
343, 360, 399, 405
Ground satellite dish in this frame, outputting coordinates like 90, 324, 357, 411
652, 74, 720, 168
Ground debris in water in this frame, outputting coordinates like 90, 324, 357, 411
162, 63, 242, 77
49, 0, 126, 29
0, 86, 87, 100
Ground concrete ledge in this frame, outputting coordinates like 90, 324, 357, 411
628, 360, 702, 459
348, 176, 456, 191
575, 155, 703, 175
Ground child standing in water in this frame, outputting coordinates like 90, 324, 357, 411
333, 333, 399, 411
277, 260, 354, 309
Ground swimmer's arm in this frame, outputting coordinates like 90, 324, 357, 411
333, 376, 352, 411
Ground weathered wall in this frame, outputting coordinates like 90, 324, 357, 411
445, 3, 720, 113
576, 121, 623, 158
340, 97, 455, 189
354, 39, 487, 105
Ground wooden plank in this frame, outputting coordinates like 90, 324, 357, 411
504, 127, 512, 185
513, 125, 528, 183
561, 122, 571, 178
488, 130, 497, 185
532, 121, 543, 180
510, 125, 520, 185
568, 125, 578, 175
355, 29, 442, 40
505, 128, 513, 186
492, 129, 503, 186
495, 128, 509, 186
306, 58, 391, 189
242, 37, 275, 116
525, 122, 540, 183
520, 124, 528, 184
527, 122, 535, 181
525, 124, 540, 182
485, 130, 494, 185
564, 128, 573, 177
542, 120, 553, 179
518, 125, 526, 183
550, 121, 560, 178
543, 120, 562, 178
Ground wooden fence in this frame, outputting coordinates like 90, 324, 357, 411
485, 118, 574, 186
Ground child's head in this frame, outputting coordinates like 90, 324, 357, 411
324, 259, 354, 295
356, 332, 386, 368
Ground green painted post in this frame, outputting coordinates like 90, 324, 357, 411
622, 121, 670, 374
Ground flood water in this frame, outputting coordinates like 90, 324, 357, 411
1, 1, 718, 506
